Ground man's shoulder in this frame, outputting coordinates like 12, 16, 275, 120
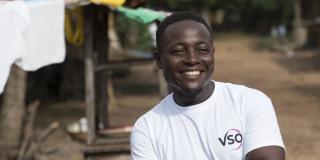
133, 94, 173, 127
217, 81, 267, 96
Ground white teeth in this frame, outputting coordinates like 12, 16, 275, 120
184, 71, 200, 76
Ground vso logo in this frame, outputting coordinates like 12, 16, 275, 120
218, 129, 243, 150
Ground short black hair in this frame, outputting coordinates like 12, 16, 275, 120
156, 12, 212, 48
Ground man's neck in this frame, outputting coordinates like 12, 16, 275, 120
173, 81, 215, 107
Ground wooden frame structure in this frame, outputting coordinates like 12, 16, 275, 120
81, 4, 159, 159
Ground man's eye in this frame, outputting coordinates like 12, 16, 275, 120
170, 48, 184, 55
198, 47, 209, 53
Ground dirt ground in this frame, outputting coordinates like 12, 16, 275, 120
35, 34, 320, 160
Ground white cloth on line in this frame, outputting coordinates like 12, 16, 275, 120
0, 0, 65, 94
0, 1, 30, 94
15, 0, 66, 71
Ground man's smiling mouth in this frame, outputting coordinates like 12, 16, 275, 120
182, 70, 201, 76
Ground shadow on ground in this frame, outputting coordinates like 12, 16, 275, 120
273, 50, 320, 73
291, 85, 320, 103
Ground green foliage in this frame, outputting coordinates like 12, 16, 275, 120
149, 0, 218, 11
250, 0, 279, 11
154, 0, 283, 11
114, 0, 294, 50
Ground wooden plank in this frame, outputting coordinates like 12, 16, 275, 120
95, 58, 154, 72
95, 136, 130, 145
84, 143, 130, 155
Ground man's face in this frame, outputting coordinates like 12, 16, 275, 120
156, 20, 215, 96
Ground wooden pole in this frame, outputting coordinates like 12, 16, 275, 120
93, 6, 110, 130
0, 65, 27, 159
84, 5, 96, 145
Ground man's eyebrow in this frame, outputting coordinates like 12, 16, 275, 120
162, 41, 184, 48
195, 41, 211, 45
171, 42, 184, 46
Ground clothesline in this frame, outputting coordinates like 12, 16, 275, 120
64, 0, 124, 8
64, 0, 169, 24
64, 0, 170, 46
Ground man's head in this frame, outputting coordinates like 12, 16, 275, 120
154, 12, 215, 99
156, 12, 213, 48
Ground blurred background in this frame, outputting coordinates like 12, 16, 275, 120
0, 0, 319, 160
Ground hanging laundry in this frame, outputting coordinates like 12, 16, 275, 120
65, 7, 84, 46
117, 6, 170, 24
0, 1, 30, 94
0, 0, 66, 94
15, 0, 66, 71
90, 0, 126, 7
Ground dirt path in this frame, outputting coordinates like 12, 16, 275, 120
36, 34, 320, 160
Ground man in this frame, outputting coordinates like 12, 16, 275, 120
130, 12, 285, 160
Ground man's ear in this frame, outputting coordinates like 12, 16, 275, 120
153, 48, 162, 69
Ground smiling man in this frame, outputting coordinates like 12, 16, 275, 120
130, 12, 285, 160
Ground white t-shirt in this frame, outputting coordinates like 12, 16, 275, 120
130, 81, 285, 160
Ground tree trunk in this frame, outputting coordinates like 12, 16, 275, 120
0, 65, 27, 159
293, 0, 307, 48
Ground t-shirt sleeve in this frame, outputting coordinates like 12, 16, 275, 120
243, 90, 285, 156
130, 117, 158, 160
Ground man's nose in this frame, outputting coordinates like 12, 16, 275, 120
184, 49, 199, 65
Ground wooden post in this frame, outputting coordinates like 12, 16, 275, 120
84, 5, 96, 145
158, 69, 170, 98
84, 4, 110, 145
0, 65, 27, 159
93, 6, 110, 130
